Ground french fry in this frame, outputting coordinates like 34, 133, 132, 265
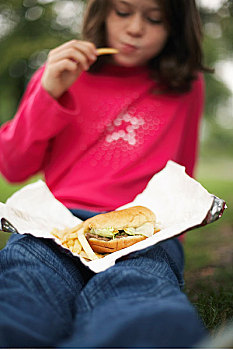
67, 239, 74, 249
61, 233, 78, 244
79, 250, 90, 260
79, 250, 104, 261
73, 239, 82, 254
97, 48, 119, 56
77, 228, 98, 261
50, 228, 64, 239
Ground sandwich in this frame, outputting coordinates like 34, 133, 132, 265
82, 206, 159, 253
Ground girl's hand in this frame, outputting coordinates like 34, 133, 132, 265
41, 40, 98, 100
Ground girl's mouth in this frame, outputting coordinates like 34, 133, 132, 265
121, 43, 138, 54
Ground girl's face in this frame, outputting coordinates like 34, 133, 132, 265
105, 0, 169, 67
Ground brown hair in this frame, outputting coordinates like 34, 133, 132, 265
82, 0, 213, 93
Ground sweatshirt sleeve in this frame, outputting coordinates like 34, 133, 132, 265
176, 74, 205, 178
0, 66, 79, 183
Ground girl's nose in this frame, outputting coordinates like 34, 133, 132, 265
126, 13, 144, 37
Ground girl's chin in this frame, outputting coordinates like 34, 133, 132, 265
112, 56, 143, 68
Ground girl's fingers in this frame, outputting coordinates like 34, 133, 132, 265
48, 40, 97, 67
48, 48, 94, 71
72, 40, 98, 60
47, 59, 80, 76
53, 40, 96, 55
73, 51, 94, 71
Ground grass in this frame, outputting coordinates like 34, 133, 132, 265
183, 173, 233, 333
0, 164, 233, 334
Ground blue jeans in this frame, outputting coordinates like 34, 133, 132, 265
0, 209, 207, 348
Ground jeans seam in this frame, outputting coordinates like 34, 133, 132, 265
123, 243, 184, 288
78, 278, 179, 312
153, 244, 184, 288
114, 265, 180, 289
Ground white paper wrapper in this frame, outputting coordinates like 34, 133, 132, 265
0, 161, 219, 273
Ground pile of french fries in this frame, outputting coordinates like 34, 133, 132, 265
51, 224, 103, 261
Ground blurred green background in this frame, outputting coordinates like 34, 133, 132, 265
0, 0, 233, 340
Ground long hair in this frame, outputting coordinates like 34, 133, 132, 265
82, 0, 213, 93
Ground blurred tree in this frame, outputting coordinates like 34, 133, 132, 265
0, 0, 85, 123
199, 0, 233, 158
0, 0, 232, 157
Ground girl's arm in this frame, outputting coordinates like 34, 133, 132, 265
0, 68, 74, 182
0, 40, 98, 182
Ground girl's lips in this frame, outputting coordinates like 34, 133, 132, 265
121, 43, 138, 54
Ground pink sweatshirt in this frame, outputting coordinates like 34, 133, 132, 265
0, 64, 204, 212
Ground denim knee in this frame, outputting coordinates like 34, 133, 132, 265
116, 238, 184, 288
0, 233, 87, 293
75, 240, 184, 312
66, 292, 206, 349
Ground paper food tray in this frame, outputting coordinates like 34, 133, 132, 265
0, 161, 226, 273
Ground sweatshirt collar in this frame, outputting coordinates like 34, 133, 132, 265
99, 64, 150, 78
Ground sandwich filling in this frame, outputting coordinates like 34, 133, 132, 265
86, 222, 156, 241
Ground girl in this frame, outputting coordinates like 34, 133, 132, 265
0, 0, 210, 216
0, 0, 211, 347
